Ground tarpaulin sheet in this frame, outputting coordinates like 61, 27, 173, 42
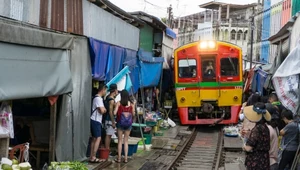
124, 49, 139, 93
106, 46, 125, 82
273, 43, 300, 114
89, 38, 110, 81
166, 28, 177, 39
106, 66, 133, 102
138, 50, 163, 88
0, 17, 73, 49
56, 37, 92, 161
256, 68, 268, 94
0, 42, 73, 101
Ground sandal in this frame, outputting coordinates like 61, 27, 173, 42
89, 158, 101, 163
114, 158, 121, 163
123, 160, 128, 163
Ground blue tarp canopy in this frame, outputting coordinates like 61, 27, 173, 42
89, 37, 139, 93
106, 46, 125, 81
252, 68, 268, 94
138, 50, 163, 88
89, 38, 110, 81
166, 28, 176, 39
124, 49, 139, 93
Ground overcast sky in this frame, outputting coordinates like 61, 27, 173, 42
109, 0, 257, 19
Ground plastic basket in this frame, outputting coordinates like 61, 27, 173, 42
154, 131, 164, 136
146, 121, 157, 127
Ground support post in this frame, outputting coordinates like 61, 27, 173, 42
249, 16, 254, 69
49, 102, 57, 162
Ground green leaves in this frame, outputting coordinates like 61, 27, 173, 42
49, 161, 88, 170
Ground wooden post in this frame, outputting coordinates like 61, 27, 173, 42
49, 102, 57, 162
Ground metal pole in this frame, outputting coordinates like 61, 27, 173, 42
249, 15, 254, 69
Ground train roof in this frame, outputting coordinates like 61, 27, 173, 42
174, 40, 242, 53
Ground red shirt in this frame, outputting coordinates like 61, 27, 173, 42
116, 105, 133, 122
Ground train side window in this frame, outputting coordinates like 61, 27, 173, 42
220, 58, 239, 76
178, 59, 197, 78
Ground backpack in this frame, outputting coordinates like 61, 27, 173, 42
103, 97, 115, 124
119, 106, 133, 129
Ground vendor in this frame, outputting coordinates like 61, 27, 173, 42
12, 118, 36, 145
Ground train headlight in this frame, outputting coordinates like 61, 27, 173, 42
199, 42, 208, 49
234, 96, 238, 101
199, 41, 216, 49
208, 41, 216, 48
180, 97, 186, 103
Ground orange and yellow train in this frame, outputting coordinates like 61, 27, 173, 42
174, 41, 243, 125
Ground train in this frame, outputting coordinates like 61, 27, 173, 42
173, 40, 243, 125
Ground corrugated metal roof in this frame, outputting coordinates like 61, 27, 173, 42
51, 0, 64, 31
39, 0, 84, 34
130, 11, 167, 31
66, 0, 83, 34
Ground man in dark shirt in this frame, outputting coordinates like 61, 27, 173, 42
269, 93, 286, 130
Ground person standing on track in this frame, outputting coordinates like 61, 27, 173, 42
240, 94, 261, 143
104, 84, 118, 150
243, 102, 271, 170
114, 90, 135, 163
89, 84, 107, 163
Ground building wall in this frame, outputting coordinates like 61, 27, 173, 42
292, 0, 300, 16
139, 24, 154, 52
173, 28, 179, 49
282, 0, 291, 26
269, 2, 282, 63
290, 14, 300, 49
260, 0, 271, 63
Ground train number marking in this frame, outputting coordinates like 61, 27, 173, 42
234, 86, 242, 89
176, 87, 186, 91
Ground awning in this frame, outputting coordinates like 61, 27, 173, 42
89, 38, 110, 81
138, 50, 164, 87
166, 28, 176, 39
0, 42, 73, 101
89, 37, 127, 82
124, 49, 139, 93
106, 46, 125, 82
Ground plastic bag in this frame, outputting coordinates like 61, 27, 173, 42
0, 102, 14, 138
0, 125, 9, 138
167, 118, 176, 127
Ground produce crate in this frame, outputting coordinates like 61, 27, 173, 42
0, 138, 9, 158
160, 126, 169, 131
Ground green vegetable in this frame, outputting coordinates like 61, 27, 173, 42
12, 159, 19, 165
2, 164, 13, 170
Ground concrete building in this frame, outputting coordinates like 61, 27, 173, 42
173, 1, 256, 56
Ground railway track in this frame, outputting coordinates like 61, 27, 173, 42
168, 126, 224, 170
